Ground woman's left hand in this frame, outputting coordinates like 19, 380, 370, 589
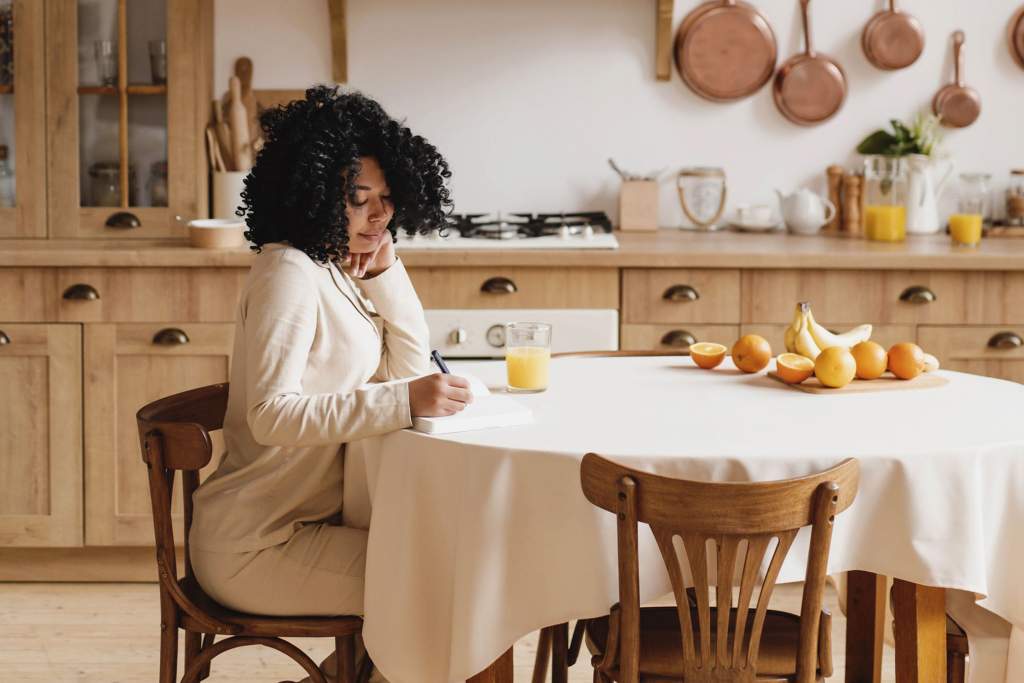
346, 231, 396, 279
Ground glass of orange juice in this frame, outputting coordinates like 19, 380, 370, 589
505, 322, 551, 393
949, 214, 983, 247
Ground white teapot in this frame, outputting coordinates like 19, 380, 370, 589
776, 188, 836, 235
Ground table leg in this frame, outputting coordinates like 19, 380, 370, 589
892, 579, 947, 683
846, 571, 886, 683
466, 647, 513, 683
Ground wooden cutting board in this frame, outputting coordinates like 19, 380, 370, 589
768, 371, 948, 394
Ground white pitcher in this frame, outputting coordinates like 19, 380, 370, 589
905, 154, 954, 234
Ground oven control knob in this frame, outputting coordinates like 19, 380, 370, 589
448, 327, 468, 345
485, 324, 506, 348
558, 224, 571, 240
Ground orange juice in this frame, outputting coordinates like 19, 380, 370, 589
949, 213, 982, 246
506, 346, 550, 392
864, 205, 906, 242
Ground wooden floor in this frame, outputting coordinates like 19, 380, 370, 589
0, 582, 895, 681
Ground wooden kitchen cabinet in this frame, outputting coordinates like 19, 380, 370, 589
918, 326, 1024, 383
0, 1, 48, 238
621, 324, 740, 351
742, 270, 1024, 325
83, 322, 232, 546
408, 267, 618, 309
622, 268, 740, 324
0, 324, 82, 546
45, 0, 211, 238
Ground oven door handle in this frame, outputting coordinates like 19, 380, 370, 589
481, 277, 518, 295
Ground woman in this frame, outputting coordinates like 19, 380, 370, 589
189, 86, 470, 680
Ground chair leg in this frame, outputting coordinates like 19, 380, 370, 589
184, 631, 201, 680
552, 622, 569, 683
158, 618, 178, 683
336, 635, 357, 683
532, 626, 553, 683
356, 650, 375, 683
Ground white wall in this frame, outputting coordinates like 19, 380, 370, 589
215, 0, 1024, 226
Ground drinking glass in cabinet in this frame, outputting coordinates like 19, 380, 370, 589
147, 160, 167, 207
1007, 170, 1024, 226
94, 40, 117, 87
89, 161, 137, 206
863, 155, 907, 242
0, 3, 12, 87
148, 40, 166, 85
0, 144, 13, 208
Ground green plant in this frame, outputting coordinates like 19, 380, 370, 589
856, 114, 942, 157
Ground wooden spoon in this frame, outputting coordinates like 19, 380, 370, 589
228, 76, 253, 170
234, 57, 260, 143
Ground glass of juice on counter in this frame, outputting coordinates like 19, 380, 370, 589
949, 214, 982, 246
863, 155, 907, 242
506, 322, 551, 393
950, 173, 990, 247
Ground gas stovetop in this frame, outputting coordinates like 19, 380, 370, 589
395, 212, 619, 250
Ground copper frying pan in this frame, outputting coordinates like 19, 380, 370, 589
773, 0, 847, 126
862, 0, 924, 70
1009, 4, 1024, 69
674, 0, 777, 102
932, 31, 981, 128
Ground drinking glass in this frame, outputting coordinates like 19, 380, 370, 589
950, 173, 990, 247
505, 322, 551, 393
94, 40, 117, 86
149, 40, 167, 85
863, 155, 907, 242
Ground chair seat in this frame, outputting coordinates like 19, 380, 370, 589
586, 606, 823, 680
178, 576, 362, 638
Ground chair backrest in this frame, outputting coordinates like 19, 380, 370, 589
580, 453, 859, 683
137, 383, 233, 634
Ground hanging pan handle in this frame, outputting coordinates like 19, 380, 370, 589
953, 30, 966, 86
800, 0, 814, 56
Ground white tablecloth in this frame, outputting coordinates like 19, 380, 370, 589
345, 357, 1024, 683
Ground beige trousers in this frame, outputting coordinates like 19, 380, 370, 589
191, 522, 369, 617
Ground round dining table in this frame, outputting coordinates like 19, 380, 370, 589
344, 355, 1024, 683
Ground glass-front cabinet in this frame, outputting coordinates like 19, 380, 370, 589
0, 1, 47, 237
46, 0, 210, 238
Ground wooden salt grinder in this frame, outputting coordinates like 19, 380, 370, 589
825, 165, 844, 233
841, 173, 864, 237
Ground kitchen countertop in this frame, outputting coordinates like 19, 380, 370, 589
2, 231, 1023, 270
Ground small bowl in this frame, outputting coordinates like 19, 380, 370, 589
187, 218, 246, 249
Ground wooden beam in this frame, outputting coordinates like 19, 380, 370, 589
327, 0, 348, 83
845, 571, 886, 683
655, 0, 673, 81
892, 580, 947, 683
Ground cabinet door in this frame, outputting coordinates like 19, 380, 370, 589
0, 1, 47, 237
84, 323, 232, 546
918, 326, 1024, 383
45, 0, 211, 238
620, 324, 740, 352
0, 324, 82, 546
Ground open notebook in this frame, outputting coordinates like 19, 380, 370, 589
411, 374, 533, 435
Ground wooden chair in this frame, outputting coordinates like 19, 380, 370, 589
137, 383, 371, 683
946, 616, 968, 683
533, 350, 690, 682
578, 453, 859, 683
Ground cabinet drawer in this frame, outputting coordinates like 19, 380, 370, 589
84, 323, 234, 546
742, 270, 1024, 325
623, 269, 740, 323
621, 324, 739, 351
56, 267, 248, 322
918, 326, 1024, 383
408, 267, 617, 309
0, 268, 60, 321
740, 324, 916, 357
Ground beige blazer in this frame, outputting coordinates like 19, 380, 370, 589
191, 242, 430, 553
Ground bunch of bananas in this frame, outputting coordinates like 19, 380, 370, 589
784, 302, 873, 360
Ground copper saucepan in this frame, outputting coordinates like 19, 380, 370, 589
1009, 4, 1024, 69
674, 0, 777, 102
861, 0, 924, 70
932, 31, 981, 128
773, 0, 847, 126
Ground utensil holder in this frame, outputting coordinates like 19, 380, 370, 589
618, 179, 659, 232
212, 170, 248, 219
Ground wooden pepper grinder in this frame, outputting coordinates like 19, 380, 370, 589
841, 173, 864, 237
825, 165, 844, 233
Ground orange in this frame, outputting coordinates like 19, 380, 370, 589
888, 342, 925, 380
690, 342, 727, 369
850, 340, 887, 380
776, 353, 814, 384
814, 346, 857, 388
731, 334, 772, 373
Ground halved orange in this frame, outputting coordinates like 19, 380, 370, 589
690, 342, 727, 369
776, 353, 814, 384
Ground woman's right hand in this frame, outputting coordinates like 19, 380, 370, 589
409, 373, 473, 417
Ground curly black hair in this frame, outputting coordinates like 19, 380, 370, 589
239, 86, 453, 263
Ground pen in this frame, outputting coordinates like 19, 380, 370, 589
430, 349, 451, 374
